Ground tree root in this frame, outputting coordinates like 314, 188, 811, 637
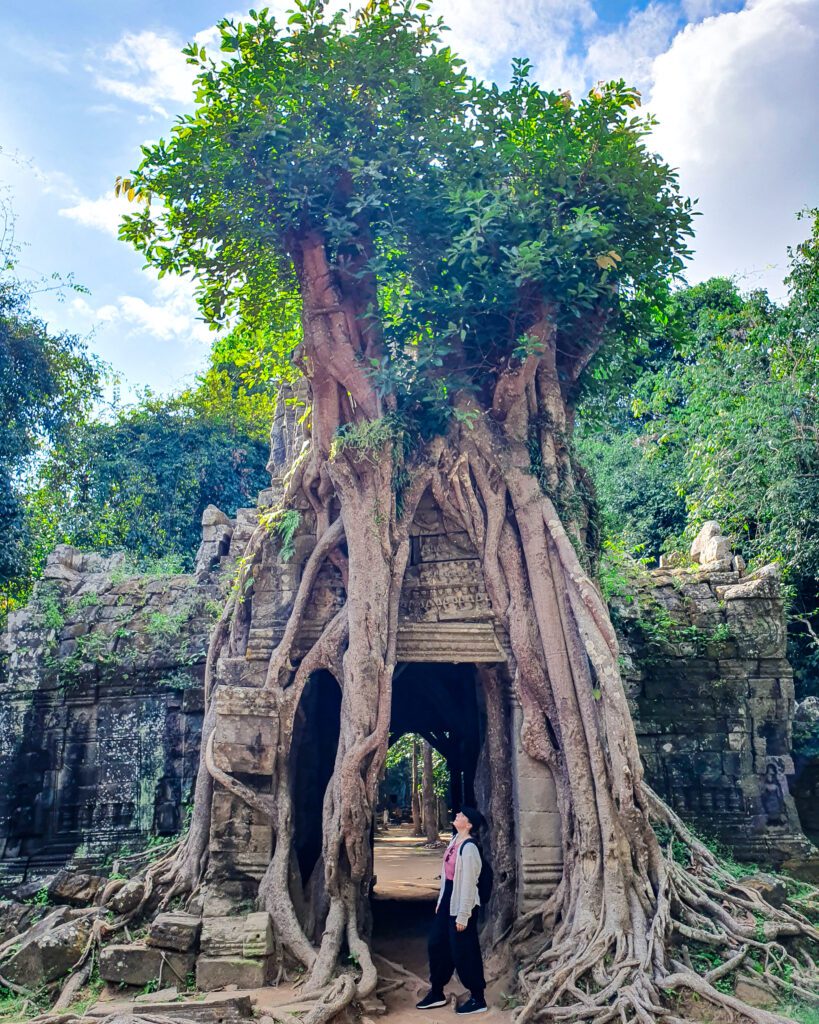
302, 973, 359, 1024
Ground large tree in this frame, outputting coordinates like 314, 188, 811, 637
118, 5, 818, 1022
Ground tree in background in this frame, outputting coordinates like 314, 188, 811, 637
0, 193, 102, 613
422, 739, 440, 846
114, 4, 817, 1021
577, 213, 819, 701
31, 392, 270, 571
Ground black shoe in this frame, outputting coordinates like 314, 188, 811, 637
416, 991, 447, 1009
455, 997, 488, 1015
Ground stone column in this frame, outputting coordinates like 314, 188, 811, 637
509, 695, 563, 913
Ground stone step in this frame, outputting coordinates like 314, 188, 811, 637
87, 994, 253, 1021
99, 943, 196, 988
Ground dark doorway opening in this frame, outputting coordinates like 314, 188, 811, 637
371, 662, 488, 976
290, 670, 341, 890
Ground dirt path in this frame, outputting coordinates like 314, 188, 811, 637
370, 825, 510, 1023
86, 826, 511, 1023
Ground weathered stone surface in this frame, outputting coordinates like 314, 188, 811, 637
200, 912, 273, 959
740, 873, 788, 908
196, 955, 270, 991
689, 521, 720, 558
135, 985, 179, 1002
99, 944, 195, 987
88, 995, 253, 1021
48, 868, 106, 906
734, 979, 778, 1008
0, 900, 46, 942
615, 555, 813, 870
146, 912, 202, 952
213, 688, 278, 776
107, 879, 145, 915
0, 540, 217, 889
3, 910, 93, 985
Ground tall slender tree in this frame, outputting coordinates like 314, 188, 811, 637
422, 740, 439, 846
118, 4, 819, 1022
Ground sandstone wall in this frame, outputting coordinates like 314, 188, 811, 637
1, 512, 816, 892
617, 557, 815, 871
0, 543, 223, 888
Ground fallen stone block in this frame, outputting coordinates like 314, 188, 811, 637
0, 900, 38, 943
200, 911, 273, 958
86, 994, 253, 1021
48, 868, 106, 906
146, 912, 202, 952
135, 985, 179, 1002
740, 873, 788, 908
99, 943, 195, 988
3, 912, 93, 986
196, 955, 270, 991
734, 979, 777, 1008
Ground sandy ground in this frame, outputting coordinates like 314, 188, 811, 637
89, 826, 511, 1023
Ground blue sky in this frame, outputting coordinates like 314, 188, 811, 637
1, 0, 817, 397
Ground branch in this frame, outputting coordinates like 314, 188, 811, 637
265, 517, 345, 689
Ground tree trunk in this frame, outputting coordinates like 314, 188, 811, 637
411, 737, 422, 837
126, 241, 819, 1024
422, 741, 438, 846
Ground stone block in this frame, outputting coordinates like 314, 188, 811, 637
213, 687, 278, 775
48, 868, 106, 906
690, 521, 721, 561
4, 913, 93, 986
741, 873, 787, 908
734, 979, 777, 1008
517, 810, 562, 848
99, 944, 195, 988
196, 955, 270, 991
209, 790, 273, 875
147, 912, 202, 952
200, 912, 273, 959
135, 986, 179, 1002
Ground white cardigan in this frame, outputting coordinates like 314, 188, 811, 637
436, 836, 482, 926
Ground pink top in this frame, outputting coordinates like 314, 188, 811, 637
443, 839, 458, 881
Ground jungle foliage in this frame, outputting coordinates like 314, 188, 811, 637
576, 211, 819, 700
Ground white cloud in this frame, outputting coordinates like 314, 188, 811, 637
648, 0, 819, 294
72, 273, 213, 348
583, 3, 680, 93
91, 30, 198, 116
436, 0, 596, 91
87, 8, 270, 116
59, 193, 129, 237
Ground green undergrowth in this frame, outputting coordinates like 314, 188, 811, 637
109, 551, 187, 583
262, 507, 302, 561
0, 984, 50, 1021
601, 540, 734, 660
330, 415, 404, 462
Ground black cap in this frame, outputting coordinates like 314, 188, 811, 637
460, 805, 487, 834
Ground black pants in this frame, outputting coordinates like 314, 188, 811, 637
428, 879, 485, 998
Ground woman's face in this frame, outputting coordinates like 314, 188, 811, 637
453, 811, 472, 833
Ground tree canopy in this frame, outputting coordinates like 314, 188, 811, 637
120, 0, 693, 433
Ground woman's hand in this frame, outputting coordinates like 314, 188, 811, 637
456, 922, 466, 932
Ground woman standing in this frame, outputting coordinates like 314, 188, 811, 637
416, 806, 487, 1015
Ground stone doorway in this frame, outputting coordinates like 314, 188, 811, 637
371, 662, 510, 972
